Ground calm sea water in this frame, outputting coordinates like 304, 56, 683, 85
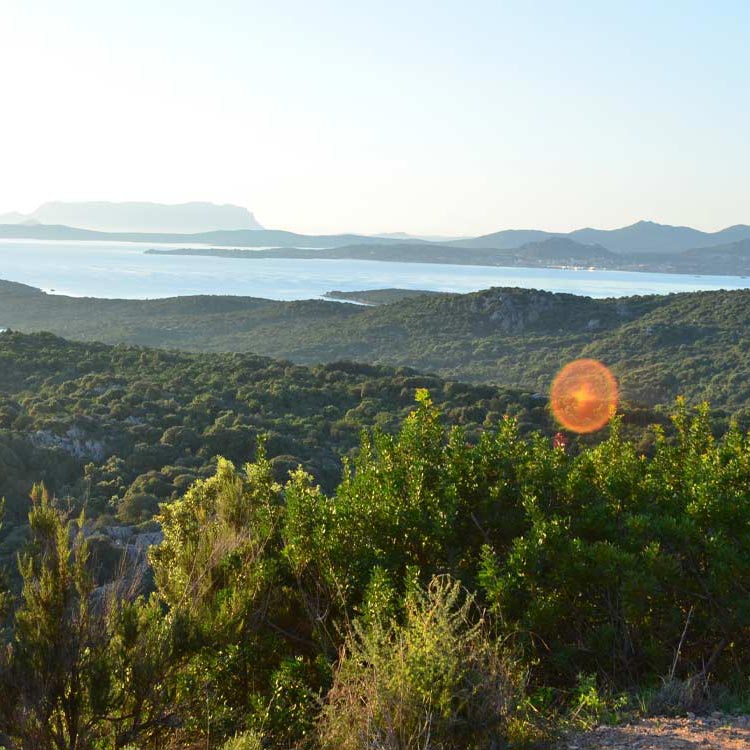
1, 239, 750, 300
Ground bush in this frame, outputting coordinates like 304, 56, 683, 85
220, 730, 264, 750
117, 491, 159, 523
318, 574, 518, 750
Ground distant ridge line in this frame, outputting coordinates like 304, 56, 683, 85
1, 218, 750, 256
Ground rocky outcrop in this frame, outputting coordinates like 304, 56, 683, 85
30, 426, 106, 460
463, 289, 576, 334
89, 524, 164, 602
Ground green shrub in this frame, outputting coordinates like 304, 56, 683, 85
220, 730, 264, 750
318, 574, 519, 750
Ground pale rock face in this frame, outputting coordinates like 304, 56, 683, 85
132, 531, 164, 549
472, 289, 555, 334
102, 526, 135, 543
30, 428, 106, 461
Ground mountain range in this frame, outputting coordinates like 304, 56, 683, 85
450, 220, 750, 254
3, 214, 750, 256
144, 233, 750, 276
4, 211, 750, 275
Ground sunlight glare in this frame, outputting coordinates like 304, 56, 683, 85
550, 358, 618, 433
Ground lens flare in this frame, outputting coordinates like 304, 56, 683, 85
550, 359, 618, 434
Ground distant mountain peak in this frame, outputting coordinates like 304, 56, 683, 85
449, 220, 750, 255
0, 201, 263, 233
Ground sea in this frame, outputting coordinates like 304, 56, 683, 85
1, 239, 749, 301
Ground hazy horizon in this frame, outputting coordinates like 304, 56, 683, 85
2, 1, 749, 235
4, 201, 750, 238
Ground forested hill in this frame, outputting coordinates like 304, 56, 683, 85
0, 330, 561, 532
144, 236, 617, 267
3, 280, 750, 414
2, 339, 747, 749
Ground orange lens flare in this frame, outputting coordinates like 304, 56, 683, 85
550, 359, 618, 434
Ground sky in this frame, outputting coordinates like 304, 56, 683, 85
1, 0, 749, 236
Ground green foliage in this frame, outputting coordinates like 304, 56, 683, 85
0, 331, 558, 574
0, 485, 180, 750
0, 499, 10, 621
8, 280, 750, 418
318, 575, 517, 750
479, 405, 750, 688
1, 483, 103, 750
568, 674, 628, 729
220, 730, 265, 750
4, 381, 750, 748
149, 452, 329, 748
256, 655, 322, 743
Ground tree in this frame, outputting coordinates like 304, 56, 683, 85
0, 483, 105, 749
0, 500, 10, 621
0, 484, 178, 750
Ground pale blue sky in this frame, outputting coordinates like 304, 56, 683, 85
1, 1, 748, 234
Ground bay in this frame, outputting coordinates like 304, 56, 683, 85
2, 239, 750, 300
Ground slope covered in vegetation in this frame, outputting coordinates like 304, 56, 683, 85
0, 330, 573, 568
3, 281, 750, 415
1, 393, 749, 749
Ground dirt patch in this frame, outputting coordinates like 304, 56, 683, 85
560, 714, 750, 750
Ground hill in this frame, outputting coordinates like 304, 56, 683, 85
0, 329, 562, 532
512, 236, 615, 263
0, 223, 428, 249
451, 220, 750, 254
570, 220, 713, 253
4, 219, 750, 258
675, 237, 750, 272
0, 201, 263, 232
146, 236, 615, 267
682, 238, 750, 257
5, 220, 750, 273
3, 280, 750, 416
323, 288, 447, 305
2, 338, 748, 749
146, 242, 483, 264
450, 228, 558, 249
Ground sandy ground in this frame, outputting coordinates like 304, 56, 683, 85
560, 713, 750, 749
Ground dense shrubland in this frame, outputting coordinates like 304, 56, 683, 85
0, 331, 562, 571
1, 391, 750, 748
